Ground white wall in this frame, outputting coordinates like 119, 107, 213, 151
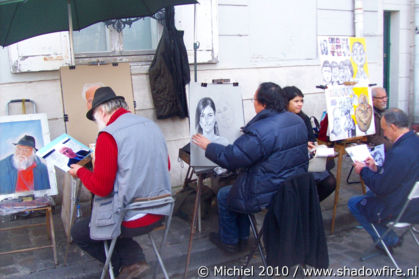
0, 0, 416, 198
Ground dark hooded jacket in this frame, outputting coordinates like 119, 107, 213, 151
148, 8, 190, 119
205, 109, 309, 213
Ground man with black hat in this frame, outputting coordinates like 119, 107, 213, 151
0, 135, 50, 194
69, 87, 171, 279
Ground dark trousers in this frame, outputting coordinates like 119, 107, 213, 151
71, 217, 162, 274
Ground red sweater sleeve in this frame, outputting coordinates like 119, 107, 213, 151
77, 132, 117, 197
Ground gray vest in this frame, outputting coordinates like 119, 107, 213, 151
90, 113, 171, 240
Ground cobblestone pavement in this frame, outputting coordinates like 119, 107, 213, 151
1, 157, 418, 278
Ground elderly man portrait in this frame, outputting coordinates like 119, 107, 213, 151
348, 108, 419, 250
192, 82, 308, 253
0, 135, 50, 194
69, 87, 171, 279
368, 87, 392, 151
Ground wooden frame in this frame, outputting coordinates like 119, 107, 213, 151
0, 205, 57, 265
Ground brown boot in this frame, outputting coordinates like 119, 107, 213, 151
117, 261, 150, 279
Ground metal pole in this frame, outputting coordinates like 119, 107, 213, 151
193, 4, 199, 82
67, 0, 75, 65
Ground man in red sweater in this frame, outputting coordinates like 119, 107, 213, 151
69, 87, 171, 279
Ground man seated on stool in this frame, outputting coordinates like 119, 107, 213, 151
368, 87, 392, 151
192, 82, 308, 253
69, 87, 171, 279
348, 108, 419, 250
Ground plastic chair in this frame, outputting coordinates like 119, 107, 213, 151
100, 195, 174, 279
361, 181, 419, 269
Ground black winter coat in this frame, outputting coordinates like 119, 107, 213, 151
263, 173, 329, 268
205, 109, 309, 213
149, 23, 190, 119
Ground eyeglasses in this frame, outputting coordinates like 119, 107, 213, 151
373, 96, 388, 100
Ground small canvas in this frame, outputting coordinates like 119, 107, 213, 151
189, 83, 245, 167
37, 134, 92, 173
0, 114, 57, 201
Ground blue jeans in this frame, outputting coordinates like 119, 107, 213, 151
348, 192, 399, 247
217, 185, 250, 245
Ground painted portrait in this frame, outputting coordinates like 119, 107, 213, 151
0, 114, 57, 201
189, 83, 245, 167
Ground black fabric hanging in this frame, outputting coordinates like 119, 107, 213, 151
149, 7, 190, 119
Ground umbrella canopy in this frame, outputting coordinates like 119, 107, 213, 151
0, 0, 197, 47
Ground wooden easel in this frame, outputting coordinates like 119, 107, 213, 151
327, 137, 367, 233
0, 205, 57, 265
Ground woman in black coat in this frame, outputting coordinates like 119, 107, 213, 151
282, 86, 336, 202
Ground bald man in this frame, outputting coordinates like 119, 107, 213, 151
367, 87, 392, 151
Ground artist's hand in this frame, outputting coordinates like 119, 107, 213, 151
364, 156, 377, 172
353, 161, 367, 175
68, 164, 82, 178
192, 133, 211, 150
308, 141, 316, 150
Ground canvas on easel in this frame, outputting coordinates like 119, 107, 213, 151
189, 82, 245, 167
318, 36, 375, 141
0, 113, 58, 201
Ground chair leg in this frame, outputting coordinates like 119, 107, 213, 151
101, 239, 117, 279
346, 165, 361, 184
370, 224, 401, 270
149, 233, 169, 279
409, 227, 419, 246
248, 214, 267, 268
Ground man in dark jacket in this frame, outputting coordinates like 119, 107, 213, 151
348, 108, 419, 249
192, 82, 308, 253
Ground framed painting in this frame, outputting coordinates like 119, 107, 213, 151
189, 82, 245, 167
0, 113, 57, 201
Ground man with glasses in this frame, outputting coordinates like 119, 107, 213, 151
0, 135, 50, 194
368, 87, 392, 151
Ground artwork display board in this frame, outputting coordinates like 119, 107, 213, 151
189, 83, 245, 167
318, 36, 375, 141
318, 36, 369, 86
60, 63, 135, 146
324, 86, 375, 141
0, 114, 57, 201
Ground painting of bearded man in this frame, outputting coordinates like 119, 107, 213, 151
0, 135, 50, 194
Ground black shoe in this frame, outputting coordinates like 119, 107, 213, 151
209, 232, 239, 254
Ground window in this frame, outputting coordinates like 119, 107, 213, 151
73, 17, 161, 56
8, 0, 218, 73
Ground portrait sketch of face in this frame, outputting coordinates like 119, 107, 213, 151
189, 83, 244, 167
351, 42, 366, 67
195, 98, 218, 137
322, 60, 332, 85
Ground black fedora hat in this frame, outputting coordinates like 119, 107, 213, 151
14, 135, 37, 150
86, 87, 125, 121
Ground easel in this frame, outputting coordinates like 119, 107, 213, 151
0, 204, 57, 265
179, 147, 214, 278
63, 176, 83, 264
316, 84, 374, 233
328, 137, 367, 234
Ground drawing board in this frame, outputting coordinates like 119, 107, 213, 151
189, 83, 245, 167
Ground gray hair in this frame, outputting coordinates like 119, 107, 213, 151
100, 98, 129, 114
372, 87, 387, 97
383, 108, 409, 128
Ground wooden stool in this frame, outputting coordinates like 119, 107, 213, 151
0, 205, 57, 265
